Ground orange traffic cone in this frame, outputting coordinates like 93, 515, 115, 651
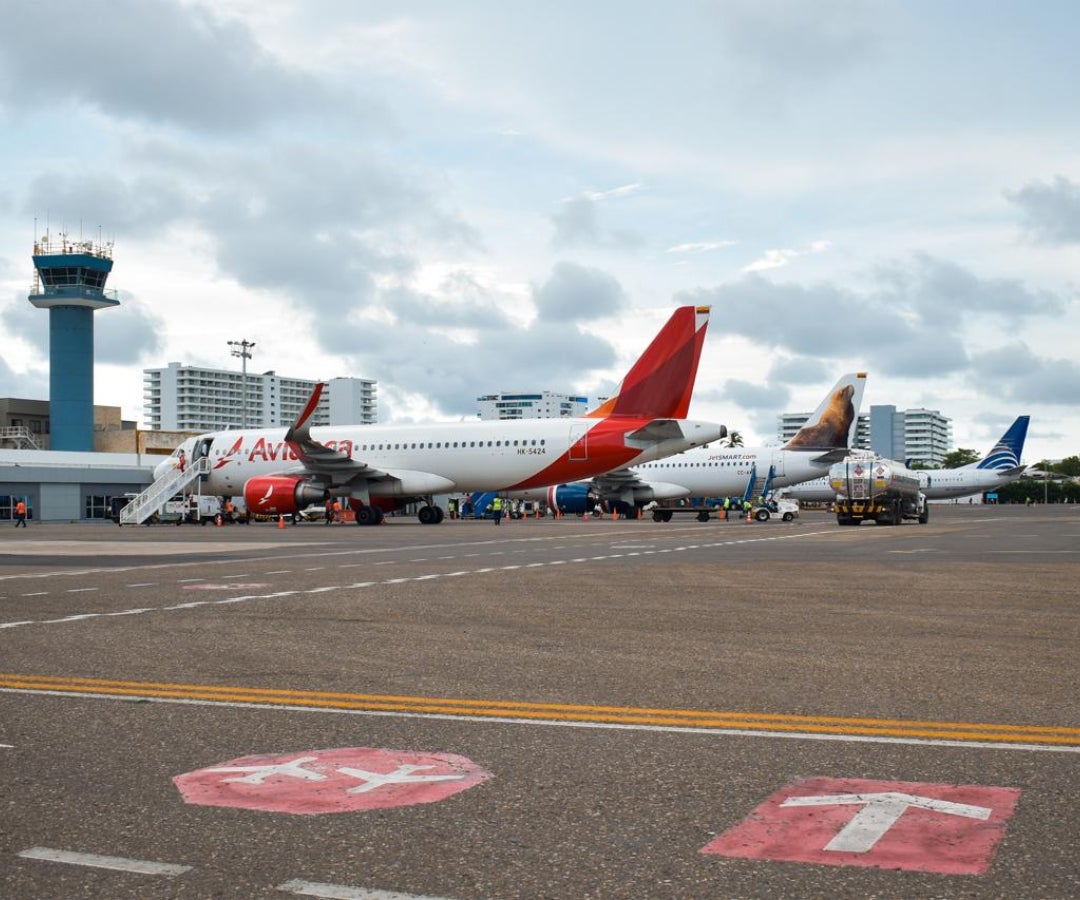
612, 509, 618, 522
583, 510, 590, 521
745, 507, 752, 523
278, 514, 286, 529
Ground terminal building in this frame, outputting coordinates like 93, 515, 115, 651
143, 363, 377, 430
777, 404, 952, 466
476, 391, 590, 420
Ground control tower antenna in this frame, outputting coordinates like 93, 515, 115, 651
28, 229, 119, 451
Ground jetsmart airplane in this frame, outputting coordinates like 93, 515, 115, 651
515, 372, 867, 515
153, 306, 725, 525
779, 415, 1031, 503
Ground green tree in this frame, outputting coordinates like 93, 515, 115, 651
941, 448, 980, 469
724, 430, 744, 448
1051, 455, 1080, 477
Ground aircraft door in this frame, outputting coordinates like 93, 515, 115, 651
771, 450, 785, 478
569, 425, 588, 461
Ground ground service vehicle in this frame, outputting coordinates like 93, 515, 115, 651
829, 456, 928, 526
649, 497, 799, 523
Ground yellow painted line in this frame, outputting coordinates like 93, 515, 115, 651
3, 674, 1078, 747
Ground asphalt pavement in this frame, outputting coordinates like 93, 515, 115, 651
1, 505, 1078, 898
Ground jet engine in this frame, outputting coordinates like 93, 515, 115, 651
546, 483, 598, 515
243, 476, 328, 516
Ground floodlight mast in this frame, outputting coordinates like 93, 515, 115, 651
228, 339, 256, 430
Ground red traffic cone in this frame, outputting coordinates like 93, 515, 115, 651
278, 515, 286, 529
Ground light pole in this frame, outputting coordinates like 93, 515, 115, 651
228, 339, 256, 429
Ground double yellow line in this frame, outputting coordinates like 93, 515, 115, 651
3, 673, 1078, 747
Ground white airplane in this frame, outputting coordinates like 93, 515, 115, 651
779, 415, 1030, 503
153, 306, 725, 525
517, 372, 867, 515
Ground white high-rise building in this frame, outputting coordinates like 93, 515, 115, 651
143, 362, 376, 431
476, 391, 590, 420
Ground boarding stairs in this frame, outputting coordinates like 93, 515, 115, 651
741, 464, 776, 505
119, 457, 210, 525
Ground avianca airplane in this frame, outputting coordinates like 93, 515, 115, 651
153, 306, 725, 525
779, 415, 1031, 502
515, 372, 867, 514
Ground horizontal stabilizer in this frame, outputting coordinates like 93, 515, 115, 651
625, 419, 727, 444
810, 448, 853, 466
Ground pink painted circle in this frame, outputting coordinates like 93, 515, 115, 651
174, 746, 492, 815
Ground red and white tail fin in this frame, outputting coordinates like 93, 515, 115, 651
587, 306, 710, 419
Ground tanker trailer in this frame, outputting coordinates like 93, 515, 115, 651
829, 456, 929, 526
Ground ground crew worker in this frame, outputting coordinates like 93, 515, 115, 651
224, 499, 235, 523
492, 495, 503, 525
332, 499, 343, 523
14, 498, 28, 527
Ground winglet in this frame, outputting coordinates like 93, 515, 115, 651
286, 382, 326, 443
783, 372, 867, 451
587, 306, 710, 419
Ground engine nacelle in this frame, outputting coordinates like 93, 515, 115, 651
546, 483, 598, 515
243, 476, 327, 516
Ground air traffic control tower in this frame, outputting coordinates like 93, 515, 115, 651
28, 233, 119, 451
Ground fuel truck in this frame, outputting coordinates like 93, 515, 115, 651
828, 455, 929, 526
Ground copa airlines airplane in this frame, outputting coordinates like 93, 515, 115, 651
515, 372, 867, 514
778, 415, 1030, 503
153, 306, 725, 525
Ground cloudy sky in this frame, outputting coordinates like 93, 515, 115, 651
2, 0, 1078, 461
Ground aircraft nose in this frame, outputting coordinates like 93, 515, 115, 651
154, 458, 175, 481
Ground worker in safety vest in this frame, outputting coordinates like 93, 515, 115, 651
492, 496, 504, 525
14, 499, 28, 527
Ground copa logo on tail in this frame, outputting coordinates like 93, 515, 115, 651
975, 416, 1030, 470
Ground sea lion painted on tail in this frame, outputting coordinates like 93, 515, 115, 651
785, 383, 856, 450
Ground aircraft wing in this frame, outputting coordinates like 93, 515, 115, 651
626, 419, 727, 443
283, 383, 371, 477
281, 384, 454, 495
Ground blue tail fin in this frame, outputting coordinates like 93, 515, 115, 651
974, 416, 1030, 470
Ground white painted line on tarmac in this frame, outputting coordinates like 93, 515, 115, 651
176, 578, 202, 583
126, 582, 156, 587
17, 846, 191, 876
66, 587, 98, 593
278, 879, 452, 899
0, 532, 834, 632
266, 570, 292, 574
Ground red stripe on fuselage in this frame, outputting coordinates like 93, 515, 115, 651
504, 418, 650, 490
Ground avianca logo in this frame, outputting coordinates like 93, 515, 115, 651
247, 437, 355, 463
213, 437, 244, 470
257, 484, 274, 508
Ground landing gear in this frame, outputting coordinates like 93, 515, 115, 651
696, 510, 710, 522
355, 506, 384, 526
652, 509, 674, 522
417, 504, 444, 525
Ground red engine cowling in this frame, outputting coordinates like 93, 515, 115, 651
243, 476, 327, 516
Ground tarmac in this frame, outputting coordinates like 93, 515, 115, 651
1, 504, 1078, 898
